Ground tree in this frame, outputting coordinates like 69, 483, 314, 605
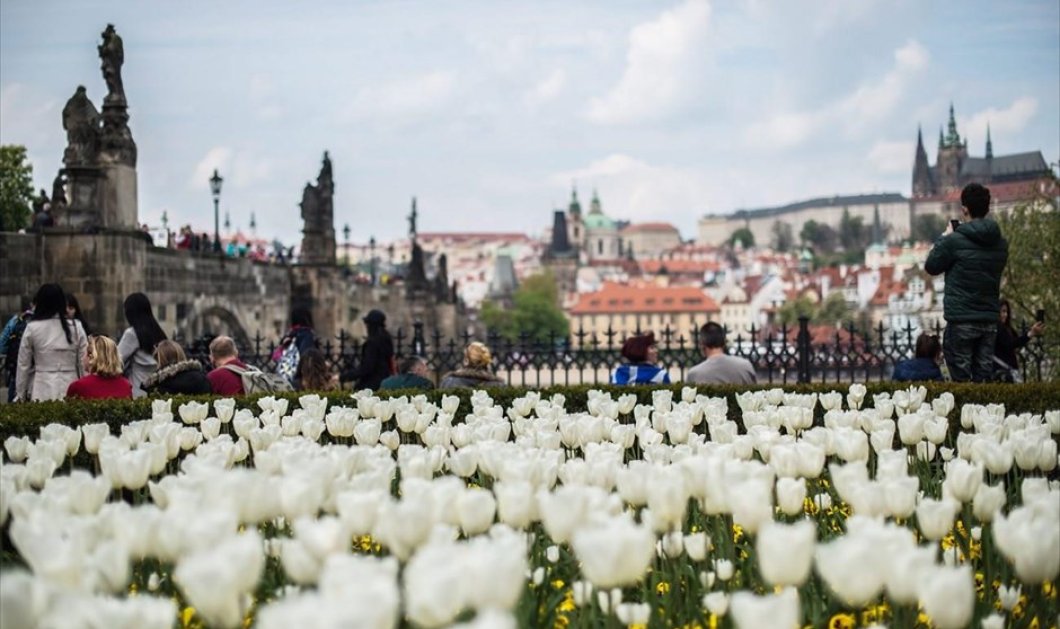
480, 270, 570, 343
996, 181, 1060, 379
771, 220, 794, 252
911, 213, 948, 243
838, 208, 866, 251
800, 220, 837, 254
0, 145, 34, 232
729, 227, 755, 249
776, 292, 853, 327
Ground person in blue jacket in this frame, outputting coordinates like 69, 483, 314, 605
893, 333, 944, 382
611, 332, 671, 385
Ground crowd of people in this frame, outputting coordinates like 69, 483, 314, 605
0, 184, 1047, 403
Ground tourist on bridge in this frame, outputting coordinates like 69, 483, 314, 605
66, 335, 132, 400
892, 333, 944, 382
207, 336, 249, 396
0, 297, 33, 403
66, 292, 93, 337
142, 340, 212, 396
298, 347, 339, 392
440, 342, 504, 389
13, 283, 87, 402
611, 332, 671, 385
993, 299, 1045, 382
274, 306, 319, 388
341, 309, 395, 391
118, 293, 167, 398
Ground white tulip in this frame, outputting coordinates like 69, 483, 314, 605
815, 536, 886, 606
457, 488, 496, 536
757, 519, 815, 587
942, 459, 983, 503
715, 559, 734, 581
703, 591, 729, 617
997, 583, 1021, 611
918, 565, 974, 629
775, 477, 807, 517
684, 532, 708, 561
730, 587, 799, 629
494, 482, 537, 530
571, 517, 655, 588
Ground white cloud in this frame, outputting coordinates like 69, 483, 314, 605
867, 140, 914, 174
345, 71, 457, 119
961, 97, 1038, 149
745, 39, 929, 150
0, 82, 62, 183
525, 69, 566, 107
587, 0, 712, 124
190, 146, 233, 190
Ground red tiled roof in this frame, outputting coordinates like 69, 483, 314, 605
418, 232, 531, 242
639, 259, 720, 274
570, 282, 720, 315
922, 179, 1058, 204
620, 222, 681, 234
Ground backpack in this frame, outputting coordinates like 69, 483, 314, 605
3, 315, 28, 374
223, 364, 293, 394
275, 337, 301, 386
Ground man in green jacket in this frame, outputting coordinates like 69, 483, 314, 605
925, 183, 1008, 382
379, 355, 435, 390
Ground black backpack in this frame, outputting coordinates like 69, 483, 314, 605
3, 315, 29, 374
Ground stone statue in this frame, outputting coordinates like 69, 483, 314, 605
62, 86, 101, 165
299, 183, 320, 231
98, 24, 125, 103
50, 172, 67, 211
434, 253, 449, 302
406, 241, 429, 291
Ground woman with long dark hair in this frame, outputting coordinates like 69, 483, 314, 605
995, 299, 1045, 376
298, 347, 338, 391
14, 283, 87, 401
118, 292, 167, 398
273, 306, 318, 387
65, 292, 93, 337
340, 309, 394, 390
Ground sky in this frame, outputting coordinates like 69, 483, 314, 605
1, 0, 1057, 245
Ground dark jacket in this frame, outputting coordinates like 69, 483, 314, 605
379, 373, 435, 390
143, 359, 213, 396
925, 219, 1008, 323
341, 333, 394, 390
892, 357, 943, 382
994, 323, 1029, 370
439, 367, 504, 389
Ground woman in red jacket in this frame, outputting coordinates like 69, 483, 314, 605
67, 335, 133, 399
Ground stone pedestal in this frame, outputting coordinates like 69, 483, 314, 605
63, 165, 105, 229
99, 163, 138, 228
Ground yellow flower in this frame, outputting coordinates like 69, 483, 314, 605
181, 606, 198, 628
828, 612, 856, 629
1043, 582, 1057, 599
656, 581, 671, 595
732, 524, 744, 544
552, 614, 570, 629
558, 590, 576, 613
552, 579, 565, 590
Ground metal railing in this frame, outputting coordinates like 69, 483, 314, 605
173, 317, 1054, 386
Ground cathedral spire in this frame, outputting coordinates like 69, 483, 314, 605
938, 126, 944, 149
568, 184, 582, 216
944, 102, 961, 147
986, 123, 993, 159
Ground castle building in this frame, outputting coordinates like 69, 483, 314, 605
913, 104, 1050, 198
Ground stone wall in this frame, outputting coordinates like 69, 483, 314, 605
0, 234, 42, 317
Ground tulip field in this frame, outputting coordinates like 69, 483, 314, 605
1, 385, 1058, 629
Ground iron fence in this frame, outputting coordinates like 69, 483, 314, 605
175, 317, 1054, 386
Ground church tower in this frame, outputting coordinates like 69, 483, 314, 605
912, 125, 934, 198
935, 103, 968, 192
567, 186, 584, 255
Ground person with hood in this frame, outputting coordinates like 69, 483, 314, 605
14, 283, 87, 401
341, 309, 395, 391
892, 333, 944, 382
273, 306, 318, 387
118, 292, 167, 398
440, 342, 504, 389
611, 332, 671, 385
925, 183, 1008, 382
142, 340, 212, 396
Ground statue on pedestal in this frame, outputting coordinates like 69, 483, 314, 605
62, 86, 101, 166
50, 172, 67, 211
98, 24, 125, 104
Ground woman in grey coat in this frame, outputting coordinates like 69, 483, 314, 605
14, 283, 87, 402
117, 292, 167, 398
440, 342, 504, 389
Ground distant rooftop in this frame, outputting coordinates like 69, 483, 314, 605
706, 192, 908, 220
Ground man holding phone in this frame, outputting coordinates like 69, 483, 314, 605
925, 183, 1009, 382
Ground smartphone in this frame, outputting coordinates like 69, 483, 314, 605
950, 219, 960, 231
1036, 309, 1046, 323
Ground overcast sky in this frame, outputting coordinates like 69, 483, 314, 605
1, 0, 1057, 244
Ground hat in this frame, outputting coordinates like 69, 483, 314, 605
363, 309, 386, 325
621, 332, 656, 363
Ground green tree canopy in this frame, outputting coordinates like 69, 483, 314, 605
911, 213, 949, 243
996, 181, 1060, 379
838, 208, 867, 251
771, 220, 794, 252
799, 220, 838, 254
480, 270, 570, 343
0, 145, 34, 232
729, 227, 755, 249
776, 292, 853, 327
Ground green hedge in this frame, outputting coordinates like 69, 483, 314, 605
2, 382, 1060, 444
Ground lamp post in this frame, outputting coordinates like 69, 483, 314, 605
343, 223, 351, 267
369, 235, 377, 285
161, 210, 170, 247
209, 169, 223, 253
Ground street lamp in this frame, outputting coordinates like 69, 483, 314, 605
343, 223, 351, 267
369, 235, 377, 285
209, 169, 223, 253
161, 210, 170, 246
